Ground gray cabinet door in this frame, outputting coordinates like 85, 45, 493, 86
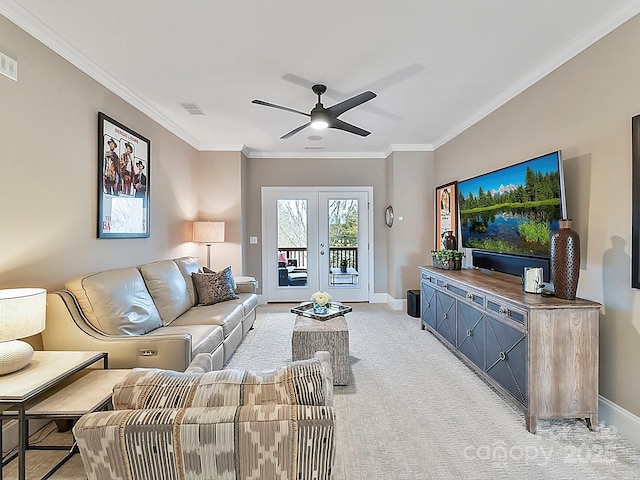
421, 281, 437, 330
456, 301, 484, 370
485, 315, 528, 406
435, 290, 456, 346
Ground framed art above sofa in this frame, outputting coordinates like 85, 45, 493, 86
98, 112, 150, 238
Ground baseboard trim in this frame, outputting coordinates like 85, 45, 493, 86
369, 292, 387, 304
599, 395, 640, 449
386, 295, 405, 310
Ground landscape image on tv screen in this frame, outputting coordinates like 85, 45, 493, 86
458, 151, 565, 258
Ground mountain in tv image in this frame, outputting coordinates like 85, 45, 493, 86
458, 153, 563, 258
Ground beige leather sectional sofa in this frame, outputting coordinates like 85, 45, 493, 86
42, 257, 258, 371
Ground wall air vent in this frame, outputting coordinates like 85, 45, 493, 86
180, 103, 206, 115
304, 146, 325, 150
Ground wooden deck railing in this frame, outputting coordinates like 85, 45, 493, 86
278, 247, 358, 271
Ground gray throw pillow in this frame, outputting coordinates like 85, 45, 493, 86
202, 265, 237, 290
192, 267, 239, 305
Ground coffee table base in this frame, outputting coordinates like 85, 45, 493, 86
292, 315, 349, 385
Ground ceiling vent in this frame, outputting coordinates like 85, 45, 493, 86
180, 103, 206, 115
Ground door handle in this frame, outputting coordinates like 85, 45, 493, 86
320, 251, 325, 255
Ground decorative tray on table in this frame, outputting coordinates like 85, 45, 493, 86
290, 302, 352, 321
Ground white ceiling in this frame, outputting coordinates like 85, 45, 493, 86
2, 0, 639, 158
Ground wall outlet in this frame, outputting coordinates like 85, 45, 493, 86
0, 52, 18, 81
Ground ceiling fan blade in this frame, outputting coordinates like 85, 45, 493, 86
330, 119, 371, 137
281, 123, 310, 139
252, 99, 310, 117
327, 91, 377, 117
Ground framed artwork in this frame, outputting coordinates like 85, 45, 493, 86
435, 181, 457, 250
98, 112, 150, 238
632, 115, 640, 288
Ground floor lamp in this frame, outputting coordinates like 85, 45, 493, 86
193, 221, 225, 270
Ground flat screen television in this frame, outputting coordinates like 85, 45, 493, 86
457, 151, 567, 282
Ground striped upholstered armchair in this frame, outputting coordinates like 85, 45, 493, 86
73, 351, 335, 480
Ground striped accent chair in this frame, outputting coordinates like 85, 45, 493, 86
73, 352, 335, 480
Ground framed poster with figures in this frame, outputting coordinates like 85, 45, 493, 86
435, 181, 457, 250
98, 112, 150, 238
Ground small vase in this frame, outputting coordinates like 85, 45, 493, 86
313, 302, 328, 314
340, 264, 347, 273
443, 231, 457, 250
550, 219, 580, 300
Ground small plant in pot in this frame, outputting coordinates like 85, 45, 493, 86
431, 248, 464, 270
340, 259, 348, 273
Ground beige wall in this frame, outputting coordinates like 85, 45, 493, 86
387, 151, 435, 299
196, 151, 243, 273
0, 15, 201, 293
435, 14, 640, 416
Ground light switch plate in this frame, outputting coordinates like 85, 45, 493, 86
249, 236, 258, 244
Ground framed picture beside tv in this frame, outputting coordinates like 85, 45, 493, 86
98, 112, 150, 238
457, 151, 566, 281
632, 114, 640, 288
435, 181, 457, 250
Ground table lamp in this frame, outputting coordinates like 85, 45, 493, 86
193, 221, 225, 269
0, 288, 46, 375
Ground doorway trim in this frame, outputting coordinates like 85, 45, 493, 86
261, 186, 374, 303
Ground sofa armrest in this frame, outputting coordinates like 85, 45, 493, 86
185, 352, 214, 373
235, 279, 257, 294
42, 291, 192, 371
313, 351, 334, 406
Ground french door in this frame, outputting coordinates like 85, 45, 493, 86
262, 187, 371, 303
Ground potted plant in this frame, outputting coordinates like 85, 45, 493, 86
340, 259, 348, 273
431, 248, 464, 270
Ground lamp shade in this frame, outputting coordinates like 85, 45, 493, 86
193, 221, 225, 244
0, 288, 46, 342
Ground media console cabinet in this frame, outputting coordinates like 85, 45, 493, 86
419, 265, 600, 433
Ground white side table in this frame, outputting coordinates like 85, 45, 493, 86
0, 351, 128, 480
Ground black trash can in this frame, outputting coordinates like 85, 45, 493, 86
407, 289, 420, 318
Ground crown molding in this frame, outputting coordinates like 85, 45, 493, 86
244, 150, 392, 159
433, 1, 640, 149
390, 144, 434, 152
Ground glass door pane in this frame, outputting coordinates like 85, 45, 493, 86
328, 199, 359, 287
277, 199, 309, 289
319, 191, 369, 302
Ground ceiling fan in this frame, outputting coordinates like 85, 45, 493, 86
252, 84, 376, 139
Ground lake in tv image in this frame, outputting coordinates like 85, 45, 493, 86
458, 152, 565, 258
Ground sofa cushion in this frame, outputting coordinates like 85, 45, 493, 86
146, 324, 224, 358
173, 256, 201, 306
170, 301, 244, 337
139, 260, 191, 326
65, 268, 162, 336
228, 292, 259, 317
192, 268, 238, 306
112, 357, 328, 409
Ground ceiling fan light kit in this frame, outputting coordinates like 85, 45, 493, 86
252, 84, 376, 139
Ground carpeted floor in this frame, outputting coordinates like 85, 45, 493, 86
5, 303, 640, 479
226, 303, 640, 480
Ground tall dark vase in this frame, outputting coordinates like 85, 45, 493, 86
550, 219, 580, 300
443, 231, 457, 250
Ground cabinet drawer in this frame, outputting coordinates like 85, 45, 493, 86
421, 272, 436, 284
440, 278, 485, 308
486, 298, 527, 326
